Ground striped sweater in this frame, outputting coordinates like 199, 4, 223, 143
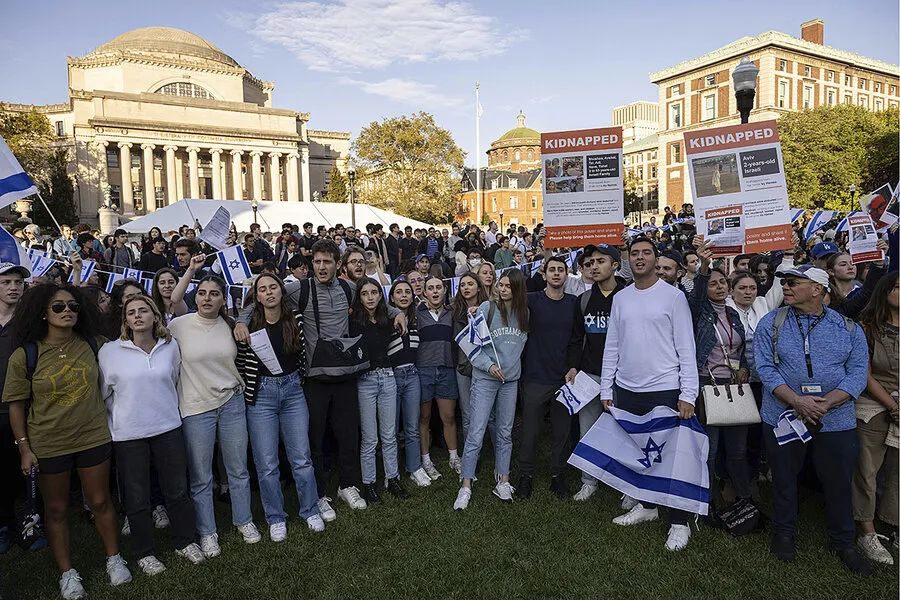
415, 303, 454, 368
388, 328, 420, 367
235, 309, 307, 404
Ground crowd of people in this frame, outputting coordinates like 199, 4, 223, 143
1, 206, 898, 599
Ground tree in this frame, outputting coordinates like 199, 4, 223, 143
353, 112, 465, 224
34, 148, 76, 229
779, 104, 898, 211
623, 171, 643, 222
324, 165, 348, 202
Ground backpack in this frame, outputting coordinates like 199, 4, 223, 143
24, 335, 100, 382
771, 306, 854, 366
299, 278, 369, 382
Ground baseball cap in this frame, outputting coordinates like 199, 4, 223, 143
810, 241, 839, 260
414, 254, 428, 262
780, 264, 830, 291
582, 243, 620, 263
660, 249, 685, 267
0, 262, 31, 278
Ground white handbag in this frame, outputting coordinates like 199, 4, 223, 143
702, 323, 760, 426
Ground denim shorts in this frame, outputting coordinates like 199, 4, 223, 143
418, 366, 458, 402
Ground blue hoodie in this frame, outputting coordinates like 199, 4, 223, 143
471, 300, 528, 382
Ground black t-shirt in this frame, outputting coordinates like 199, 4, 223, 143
0, 322, 13, 419
260, 321, 300, 377
351, 319, 392, 369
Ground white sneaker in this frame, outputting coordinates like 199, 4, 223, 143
318, 497, 337, 522
613, 504, 659, 526
306, 514, 326, 532
200, 534, 221, 558
449, 456, 462, 475
120, 516, 131, 536
269, 522, 287, 543
573, 482, 598, 501
422, 461, 442, 481
492, 481, 515, 502
137, 555, 166, 576
175, 543, 206, 565
152, 505, 170, 529
410, 468, 432, 487
620, 494, 639, 511
857, 533, 894, 565
338, 486, 368, 510
453, 487, 471, 511
59, 569, 86, 600
238, 522, 262, 544
665, 524, 691, 551
105, 553, 133, 586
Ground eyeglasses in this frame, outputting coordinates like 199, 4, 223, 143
781, 278, 810, 288
50, 301, 81, 314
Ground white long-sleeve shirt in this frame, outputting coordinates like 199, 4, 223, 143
599, 279, 699, 404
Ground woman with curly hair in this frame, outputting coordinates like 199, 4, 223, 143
150, 268, 188, 323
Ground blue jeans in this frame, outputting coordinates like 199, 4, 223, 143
461, 376, 517, 481
394, 365, 422, 473
457, 371, 496, 453
181, 390, 253, 536
246, 372, 319, 523
358, 368, 399, 484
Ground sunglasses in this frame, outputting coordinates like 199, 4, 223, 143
50, 301, 81, 314
781, 278, 811, 288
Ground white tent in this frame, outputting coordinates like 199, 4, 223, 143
120, 199, 433, 233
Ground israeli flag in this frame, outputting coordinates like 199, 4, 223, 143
803, 210, 836, 241
568, 405, 710, 515
773, 409, 811, 446
835, 212, 860, 234
123, 268, 142, 281
0, 136, 38, 209
790, 208, 806, 223
67, 258, 96, 284
449, 277, 460, 297
0, 225, 32, 275
216, 245, 252, 286
453, 311, 491, 362
29, 253, 55, 278
105, 272, 125, 293
530, 260, 542, 276
142, 277, 154, 294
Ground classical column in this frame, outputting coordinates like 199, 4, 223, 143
269, 152, 282, 201
141, 143, 156, 213
250, 151, 263, 201
300, 146, 311, 202
93, 140, 109, 209
285, 153, 300, 202
230, 150, 243, 200
118, 142, 134, 214
164, 145, 178, 204
210, 148, 223, 199
187, 147, 200, 199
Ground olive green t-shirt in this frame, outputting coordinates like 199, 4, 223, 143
2, 336, 110, 459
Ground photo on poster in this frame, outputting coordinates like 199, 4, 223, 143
691, 154, 740, 197
708, 218, 724, 235
851, 225, 868, 242
561, 156, 584, 177
545, 158, 563, 179
546, 176, 583, 194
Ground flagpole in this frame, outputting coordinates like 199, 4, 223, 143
35, 192, 65, 237
475, 81, 482, 226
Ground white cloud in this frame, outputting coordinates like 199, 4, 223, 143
341, 77, 463, 107
530, 94, 557, 105
235, 0, 528, 72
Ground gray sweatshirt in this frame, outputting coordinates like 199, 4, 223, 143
470, 300, 528, 382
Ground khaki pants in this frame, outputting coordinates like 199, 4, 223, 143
852, 413, 899, 525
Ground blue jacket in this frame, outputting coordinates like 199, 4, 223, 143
687, 272, 747, 374
754, 306, 868, 432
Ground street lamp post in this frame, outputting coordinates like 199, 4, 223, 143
499, 209, 504, 232
848, 184, 857, 213
348, 168, 357, 229
251, 197, 258, 225
732, 57, 760, 124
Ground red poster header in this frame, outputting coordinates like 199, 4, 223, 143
541, 126, 622, 153
684, 120, 780, 155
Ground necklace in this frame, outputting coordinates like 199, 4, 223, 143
45, 337, 73, 359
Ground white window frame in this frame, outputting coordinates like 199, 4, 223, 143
705, 74, 716, 86
509, 196, 518, 210
778, 59, 787, 71
826, 89, 836, 107
669, 102, 682, 128
778, 80, 788, 108
804, 65, 812, 77
702, 93, 716, 121
875, 98, 884, 111
802, 85, 813, 109
508, 178, 518, 189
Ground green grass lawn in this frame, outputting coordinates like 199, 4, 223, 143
2, 443, 897, 600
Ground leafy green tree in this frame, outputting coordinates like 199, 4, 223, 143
34, 148, 76, 229
623, 171, 643, 220
0, 106, 55, 183
354, 112, 465, 224
779, 104, 898, 211
325, 165, 348, 202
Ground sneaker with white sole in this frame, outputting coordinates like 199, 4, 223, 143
573, 482, 598, 501
422, 461, 442, 481
269, 522, 287, 543
409, 468, 432, 487
120, 516, 131, 536
338, 486, 368, 510
453, 487, 471, 511
449, 456, 462, 475
620, 494, 639, 511
137, 555, 166, 576
613, 504, 659, 526
492, 481, 515, 502
665, 524, 691, 551
106, 553, 133, 586
857, 533, 894, 565
318, 497, 337, 522
59, 569, 86, 600
238, 522, 262, 544
152, 505, 170, 529
175, 543, 206, 565
306, 514, 326, 532
200, 534, 220, 558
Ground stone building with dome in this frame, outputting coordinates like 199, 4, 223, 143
2, 27, 350, 225
458, 111, 543, 228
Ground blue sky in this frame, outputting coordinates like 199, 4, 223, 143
2, 0, 897, 165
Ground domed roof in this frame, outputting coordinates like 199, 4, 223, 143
497, 111, 540, 142
88, 27, 240, 68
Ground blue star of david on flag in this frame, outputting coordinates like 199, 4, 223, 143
637, 437, 665, 469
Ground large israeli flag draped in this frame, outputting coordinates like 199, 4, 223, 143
454, 312, 491, 362
0, 136, 38, 209
568, 405, 710, 515
803, 210, 836, 241
216, 245, 252, 286
0, 224, 32, 274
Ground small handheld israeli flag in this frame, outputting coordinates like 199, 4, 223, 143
105, 272, 125, 293
216, 245, 252, 286
29, 253, 55, 278
0, 136, 38, 209
804, 210, 836, 241
449, 277, 460, 297
454, 311, 491, 362
790, 208, 805, 223
773, 409, 812, 445
67, 258, 96, 284
123, 268, 142, 281
142, 277, 154, 294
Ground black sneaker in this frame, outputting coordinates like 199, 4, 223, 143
830, 545, 874, 576
515, 476, 533, 500
362, 483, 382, 504
770, 533, 796, 562
549, 475, 569, 499
386, 477, 410, 500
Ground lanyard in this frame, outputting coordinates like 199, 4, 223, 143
793, 310, 825, 378
716, 312, 735, 349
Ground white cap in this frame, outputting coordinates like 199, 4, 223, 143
780, 264, 830, 291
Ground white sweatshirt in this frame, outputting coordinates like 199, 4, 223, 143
599, 278, 699, 404
99, 338, 183, 442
